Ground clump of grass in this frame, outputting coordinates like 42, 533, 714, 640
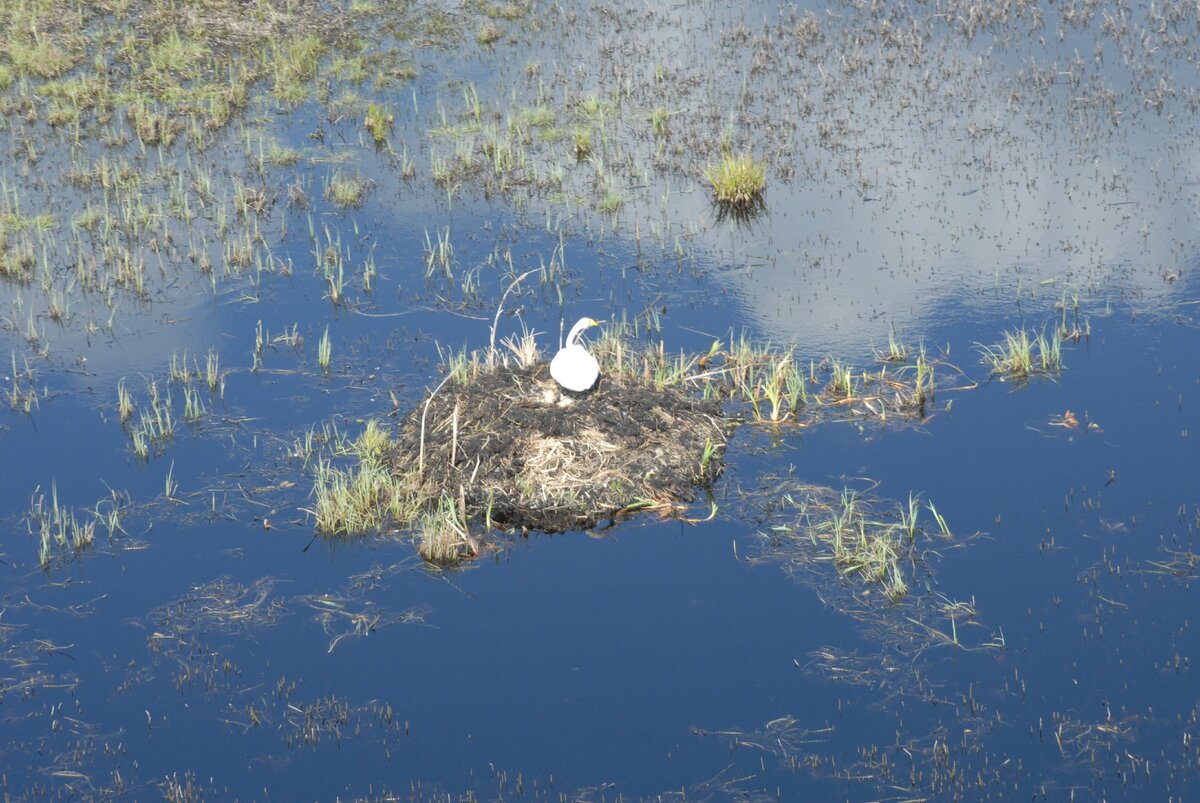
437, 343, 481, 385
476, 24, 502, 45
598, 191, 623, 214
26, 484, 96, 570
576, 94, 604, 121
482, 2, 523, 19
308, 422, 422, 535
363, 103, 393, 146
356, 419, 392, 461
168, 350, 196, 383
271, 34, 325, 106
7, 35, 75, 78
514, 104, 554, 129
876, 324, 909, 363
6, 354, 38, 413
126, 103, 181, 146
204, 349, 221, 393
572, 126, 592, 159
266, 143, 301, 166
648, 106, 671, 136
117, 380, 136, 423
317, 326, 332, 371
0, 234, 36, 282
702, 152, 766, 208
826, 359, 857, 399
423, 226, 454, 278
128, 379, 175, 458
234, 183, 268, 218
416, 492, 476, 565
182, 385, 206, 421
978, 327, 1062, 379
906, 347, 935, 412
497, 318, 542, 369
326, 171, 370, 207
1056, 293, 1090, 342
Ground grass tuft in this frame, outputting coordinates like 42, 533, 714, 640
416, 493, 476, 565
325, 171, 370, 207
363, 103, 393, 146
977, 327, 1063, 379
476, 24, 502, 46
702, 152, 766, 208
308, 422, 421, 536
318, 326, 332, 371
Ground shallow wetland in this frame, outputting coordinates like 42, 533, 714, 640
2, 0, 1200, 799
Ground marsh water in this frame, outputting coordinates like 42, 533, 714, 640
2, 0, 1200, 799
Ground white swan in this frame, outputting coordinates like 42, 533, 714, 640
550, 317, 602, 392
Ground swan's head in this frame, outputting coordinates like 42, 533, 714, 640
566, 317, 602, 346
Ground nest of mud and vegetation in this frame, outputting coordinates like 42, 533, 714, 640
307, 322, 971, 564
392, 363, 727, 534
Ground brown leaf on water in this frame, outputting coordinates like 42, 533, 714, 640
1049, 410, 1079, 429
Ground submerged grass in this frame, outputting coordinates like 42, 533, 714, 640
766, 487, 953, 602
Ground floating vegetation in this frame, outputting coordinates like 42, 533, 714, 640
297, 592, 429, 653
1144, 545, 1200, 578
762, 487, 936, 601
747, 477, 1002, 660
150, 576, 285, 644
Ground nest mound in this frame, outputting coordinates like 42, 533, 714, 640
391, 366, 728, 532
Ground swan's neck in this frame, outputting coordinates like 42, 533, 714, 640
566, 319, 590, 347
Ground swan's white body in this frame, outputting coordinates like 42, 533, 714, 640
550, 317, 601, 392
